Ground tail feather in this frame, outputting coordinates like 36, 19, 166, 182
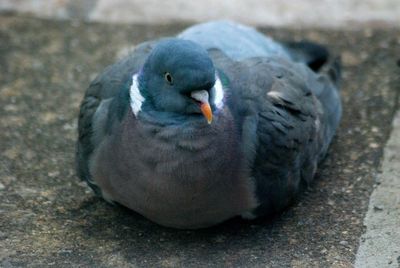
283, 41, 329, 72
326, 56, 342, 88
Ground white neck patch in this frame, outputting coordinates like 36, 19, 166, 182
129, 73, 145, 116
129, 73, 225, 116
214, 75, 225, 110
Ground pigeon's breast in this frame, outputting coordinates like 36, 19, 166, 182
91, 111, 258, 229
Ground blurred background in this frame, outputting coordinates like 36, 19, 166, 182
1, 0, 399, 28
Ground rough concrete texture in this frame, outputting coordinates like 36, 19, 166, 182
0, 14, 400, 267
1, 0, 400, 28
355, 111, 400, 268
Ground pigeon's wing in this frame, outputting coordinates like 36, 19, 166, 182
211, 50, 341, 217
76, 41, 156, 194
180, 20, 334, 73
179, 20, 290, 60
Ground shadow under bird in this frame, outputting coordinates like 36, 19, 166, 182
76, 21, 342, 229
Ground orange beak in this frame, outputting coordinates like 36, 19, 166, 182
190, 90, 213, 124
200, 102, 213, 124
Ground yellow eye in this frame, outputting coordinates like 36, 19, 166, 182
164, 72, 173, 84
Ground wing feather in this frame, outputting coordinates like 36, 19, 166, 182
75, 41, 157, 193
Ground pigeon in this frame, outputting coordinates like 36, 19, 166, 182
76, 21, 341, 229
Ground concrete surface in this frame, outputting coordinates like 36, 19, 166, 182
1, 0, 400, 28
0, 13, 400, 267
355, 111, 400, 268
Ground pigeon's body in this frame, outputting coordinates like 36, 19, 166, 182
77, 21, 341, 229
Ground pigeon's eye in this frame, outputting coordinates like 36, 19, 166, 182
164, 72, 173, 85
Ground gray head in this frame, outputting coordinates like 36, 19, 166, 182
139, 39, 216, 123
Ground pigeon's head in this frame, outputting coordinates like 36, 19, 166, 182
139, 39, 217, 124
